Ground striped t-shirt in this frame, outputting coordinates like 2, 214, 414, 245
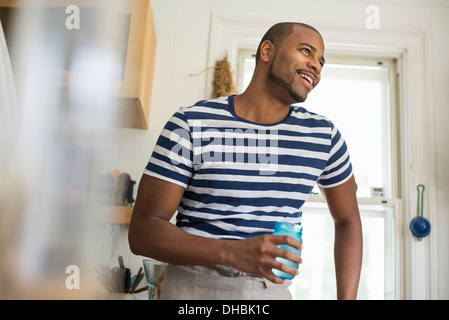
144, 95, 353, 240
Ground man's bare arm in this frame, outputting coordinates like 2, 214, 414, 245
128, 174, 303, 283
322, 175, 363, 300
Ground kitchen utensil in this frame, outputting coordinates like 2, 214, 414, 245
130, 272, 144, 293
410, 184, 431, 240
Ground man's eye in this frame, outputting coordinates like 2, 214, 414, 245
302, 48, 311, 55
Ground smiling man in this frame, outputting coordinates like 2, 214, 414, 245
129, 22, 363, 300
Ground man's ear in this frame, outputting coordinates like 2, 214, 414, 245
259, 40, 274, 63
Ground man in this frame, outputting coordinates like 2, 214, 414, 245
129, 22, 362, 300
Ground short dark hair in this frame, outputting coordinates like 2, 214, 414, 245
255, 22, 321, 65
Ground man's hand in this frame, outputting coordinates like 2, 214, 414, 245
223, 234, 303, 283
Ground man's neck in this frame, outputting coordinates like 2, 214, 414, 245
234, 84, 292, 124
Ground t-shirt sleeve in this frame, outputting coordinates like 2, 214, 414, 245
144, 108, 193, 188
317, 123, 353, 188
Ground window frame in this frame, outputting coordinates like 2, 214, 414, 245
209, 14, 438, 298
237, 50, 404, 299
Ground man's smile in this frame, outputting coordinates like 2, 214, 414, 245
297, 70, 317, 88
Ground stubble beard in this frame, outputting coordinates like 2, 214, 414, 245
267, 56, 306, 103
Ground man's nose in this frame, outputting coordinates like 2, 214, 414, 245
307, 58, 322, 75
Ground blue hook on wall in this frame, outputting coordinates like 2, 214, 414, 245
410, 184, 431, 240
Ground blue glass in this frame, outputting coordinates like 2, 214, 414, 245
271, 222, 302, 280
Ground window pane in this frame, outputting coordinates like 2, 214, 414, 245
301, 64, 392, 198
289, 202, 395, 300
239, 58, 393, 198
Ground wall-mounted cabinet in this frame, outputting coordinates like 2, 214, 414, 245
0, 0, 156, 129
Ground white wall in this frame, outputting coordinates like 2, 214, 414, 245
114, 0, 449, 299
430, 4, 449, 301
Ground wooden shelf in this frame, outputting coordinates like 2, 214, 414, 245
97, 206, 133, 225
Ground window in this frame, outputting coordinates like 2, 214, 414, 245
236, 49, 256, 94
237, 50, 400, 299
290, 200, 398, 300
304, 58, 396, 198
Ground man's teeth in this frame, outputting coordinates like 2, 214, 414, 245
299, 73, 315, 85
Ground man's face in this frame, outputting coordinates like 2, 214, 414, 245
267, 27, 325, 103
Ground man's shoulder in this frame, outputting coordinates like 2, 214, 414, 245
290, 105, 333, 128
178, 96, 232, 119
182, 96, 230, 110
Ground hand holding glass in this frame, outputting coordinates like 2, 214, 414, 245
271, 222, 303, 280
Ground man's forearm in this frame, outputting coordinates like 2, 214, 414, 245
128, 214, 302, 283
333, 218, 363, 300
129, 215, 229, 266
128, 173, 303, 284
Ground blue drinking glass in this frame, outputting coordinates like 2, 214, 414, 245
271, 222, 302, 280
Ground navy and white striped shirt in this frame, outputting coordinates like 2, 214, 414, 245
144, 95, 353, 240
